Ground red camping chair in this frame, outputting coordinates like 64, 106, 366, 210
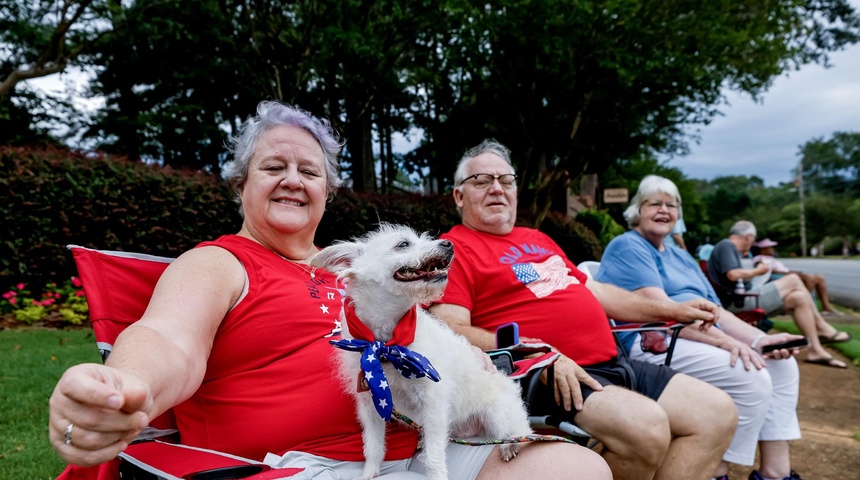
58, 245, 307, 480
519, 261, 685, 448
576, 261, 684, 367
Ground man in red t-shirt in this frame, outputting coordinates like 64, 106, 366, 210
429, 139, 738, 480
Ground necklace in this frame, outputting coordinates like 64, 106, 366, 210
253, 237, 318, 279
273, 251, 317, 279
288, 257, 317, 279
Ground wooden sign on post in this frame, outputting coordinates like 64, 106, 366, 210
603, 188, 629, 204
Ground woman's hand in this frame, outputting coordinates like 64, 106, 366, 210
547, 354, 603, 412
49, 363, 153, 466
716, 336, 766, 371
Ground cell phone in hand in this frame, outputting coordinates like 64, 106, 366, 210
488, 350, 515, 375
761, 337, 809, 353
495, 322, 520, 348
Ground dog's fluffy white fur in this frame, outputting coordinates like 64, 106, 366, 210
311, 223, 532, 480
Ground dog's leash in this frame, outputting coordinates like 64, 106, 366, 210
390, 410, 579, 445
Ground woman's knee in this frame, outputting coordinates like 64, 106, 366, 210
483, 442, 612, 480
730, 369, 774, 419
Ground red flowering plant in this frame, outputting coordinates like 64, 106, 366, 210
1, 277, 88, 326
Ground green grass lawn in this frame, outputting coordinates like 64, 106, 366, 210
0, 328, 101, 479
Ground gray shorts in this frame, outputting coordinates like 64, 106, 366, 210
263, 443, 496, 480
738, 282, 784, 315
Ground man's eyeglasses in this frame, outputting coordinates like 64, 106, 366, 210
458, 173, 517, 190
643, 200, 679, 211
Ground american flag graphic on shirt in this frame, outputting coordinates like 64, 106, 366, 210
512, 254, 580, 298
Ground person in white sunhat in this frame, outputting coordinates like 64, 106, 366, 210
752, 238, 840, 316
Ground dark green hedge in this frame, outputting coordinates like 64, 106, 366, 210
1, 146, 601, 293
1, 146, 242, 289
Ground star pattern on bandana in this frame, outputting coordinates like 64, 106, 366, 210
331, 338, 440, 420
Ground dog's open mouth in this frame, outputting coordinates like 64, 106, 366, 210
394, 255, 452, 282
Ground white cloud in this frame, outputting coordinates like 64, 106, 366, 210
667, 8, 860, 185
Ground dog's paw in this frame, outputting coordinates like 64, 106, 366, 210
499, 443, 522, 461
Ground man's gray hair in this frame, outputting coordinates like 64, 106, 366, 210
623, 175, 683, 228
223, 101, 344, 214
729, 220, 757, 237
452, 139, 515, 190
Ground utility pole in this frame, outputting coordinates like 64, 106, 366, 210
797, 162, 807, 257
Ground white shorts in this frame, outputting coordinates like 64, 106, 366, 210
630, 336, 801, 465
264, 442, 496, 480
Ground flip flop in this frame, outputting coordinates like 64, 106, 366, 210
804, 357, 848, 369
819, 331, 852, 344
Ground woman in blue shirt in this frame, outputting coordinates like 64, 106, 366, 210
598, 175, 804, 480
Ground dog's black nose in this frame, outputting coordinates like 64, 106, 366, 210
440, 240, 454, 253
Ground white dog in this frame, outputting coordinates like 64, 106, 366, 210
311, 223, 533, 480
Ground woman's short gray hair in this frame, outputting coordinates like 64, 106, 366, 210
452, 139, 515, 189
623, 175, 683, 228
223, 101, 344, 212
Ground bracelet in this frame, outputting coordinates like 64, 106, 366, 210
750, 334, 767, 351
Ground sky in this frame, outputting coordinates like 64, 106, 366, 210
665, 19, 860, 186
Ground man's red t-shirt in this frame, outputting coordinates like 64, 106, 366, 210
439, 225, 617, 366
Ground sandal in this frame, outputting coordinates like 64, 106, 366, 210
804, 356, 848, 369
818, 331, 852, 344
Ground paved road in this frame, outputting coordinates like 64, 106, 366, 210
779, 258, 860, 309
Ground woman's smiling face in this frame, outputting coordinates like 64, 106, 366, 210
635, 193, 680, 247
240, 125, 328, 238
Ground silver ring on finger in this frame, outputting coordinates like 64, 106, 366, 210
64, 423, 75, 447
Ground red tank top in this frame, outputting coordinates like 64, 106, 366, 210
171, 235, 418, 461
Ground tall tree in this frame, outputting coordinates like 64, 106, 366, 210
4, 0, 860, 202
0, 0, 111, 99
798, 131, 860, 197
413, 0, 860, 224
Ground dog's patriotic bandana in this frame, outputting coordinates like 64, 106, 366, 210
330, 303, 440, 420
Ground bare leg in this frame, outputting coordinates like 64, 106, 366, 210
476, 442, 612, 480
799, 273, 834, 312
574, 386, 672, 480
654, 375, 737, 480
774, 275, 844, 365
758, 440, 791, 479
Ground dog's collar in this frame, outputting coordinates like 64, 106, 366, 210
330, 333, 440, 421
343, 302, 417, 346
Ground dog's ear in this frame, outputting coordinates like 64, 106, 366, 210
310, 241, 363, 274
